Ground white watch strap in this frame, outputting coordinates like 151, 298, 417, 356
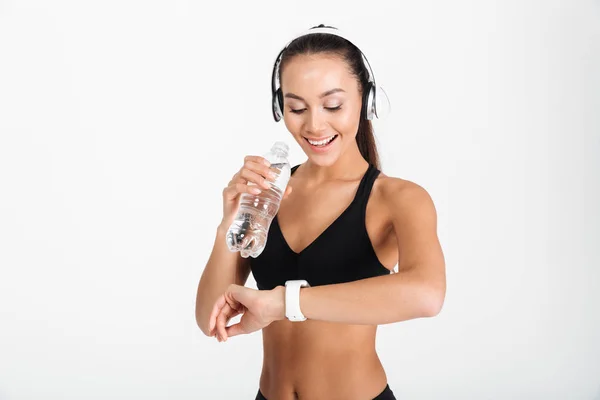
285, 280, 310, 321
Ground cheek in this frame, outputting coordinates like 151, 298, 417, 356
335, 108, 361, 134
283, 117, 299, 134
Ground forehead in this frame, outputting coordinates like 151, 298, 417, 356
280, 53, 357, 94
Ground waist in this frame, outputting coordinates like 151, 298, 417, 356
259, 320, 387, 395
262, 318, 379, 356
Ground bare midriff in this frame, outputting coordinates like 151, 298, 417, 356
258, 319, 389, 400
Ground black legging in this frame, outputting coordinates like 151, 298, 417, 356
255, 383, 397, 400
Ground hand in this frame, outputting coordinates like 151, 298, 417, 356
208, 284, 285, 342
220, 156, 293, 230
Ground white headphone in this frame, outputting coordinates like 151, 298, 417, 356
271, 25, 390, 122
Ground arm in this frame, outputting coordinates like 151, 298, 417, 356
195, 223, 251, 336
271, 181, 446, 325
210, 181, 446, 340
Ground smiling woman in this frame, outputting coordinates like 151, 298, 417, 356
272, 27, 385, 170
195, 24, 446, 400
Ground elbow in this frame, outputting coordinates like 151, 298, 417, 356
195, 313, 208, 336
196, 317, 213, 337
195, 305, 212, 337
196, 318, 209, 337
423, 298, 443, 317
422, 284, 445, 317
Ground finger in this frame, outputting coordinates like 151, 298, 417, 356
215, 285, 252, 339
242, 159, 275, 180
240, 157, 275, 177
223, 182, 261, 199
234, 182, 262, 195
229, 171, 246, 185
216, 302, 232, 340
244, 155, 271, 168
225, 321, 246, 338
240, 167, 273, 190
227, 284, 254, 307
208, 295, 227, 335
217, 302, 239, 341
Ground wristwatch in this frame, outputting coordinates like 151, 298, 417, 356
284, 280, 310, 321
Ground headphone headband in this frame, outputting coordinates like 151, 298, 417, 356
271, 26, 377, 95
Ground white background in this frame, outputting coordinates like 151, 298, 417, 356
0, 0, 599, 399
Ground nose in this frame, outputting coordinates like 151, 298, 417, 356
306, 108, 327, 135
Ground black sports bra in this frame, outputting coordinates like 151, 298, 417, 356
249, 163, 391, 290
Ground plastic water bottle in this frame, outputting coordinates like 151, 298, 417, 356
226, 141, 291, 258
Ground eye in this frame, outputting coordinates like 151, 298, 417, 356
289, 105, 342, 114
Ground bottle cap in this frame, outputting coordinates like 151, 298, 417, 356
272, 141, 290, 157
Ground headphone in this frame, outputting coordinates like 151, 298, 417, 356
271, 25, 390, 123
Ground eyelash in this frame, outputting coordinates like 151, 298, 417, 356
289, 106, 342, 114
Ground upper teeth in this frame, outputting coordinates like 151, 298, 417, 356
307, 136, 335, 146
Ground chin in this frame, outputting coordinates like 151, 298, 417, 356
296, 133, 343, 166
306, 155, 339, 167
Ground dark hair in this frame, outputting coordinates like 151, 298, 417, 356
278, 25, 381, 170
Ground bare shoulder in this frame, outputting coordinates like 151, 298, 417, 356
375, 172, 437, 221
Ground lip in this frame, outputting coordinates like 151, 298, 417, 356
303, 134, 339, 153
303, 135, 336, 141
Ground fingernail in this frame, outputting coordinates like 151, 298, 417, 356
250, 187, 261, 194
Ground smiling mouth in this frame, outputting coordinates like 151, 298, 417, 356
303, 135, 339, 147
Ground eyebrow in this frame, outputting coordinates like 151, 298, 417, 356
284, 88, 346, 101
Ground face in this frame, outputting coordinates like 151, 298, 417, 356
280, 53, 362, 166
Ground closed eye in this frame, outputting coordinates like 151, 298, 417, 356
289, 105, 342, 114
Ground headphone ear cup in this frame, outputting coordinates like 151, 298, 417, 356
277, 89, 284, 119
273, 88, 284, 122
362, 82, 376, 120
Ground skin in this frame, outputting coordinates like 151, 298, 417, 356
207, 53, 446, 400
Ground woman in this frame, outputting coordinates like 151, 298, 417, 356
196, 25, 446, 400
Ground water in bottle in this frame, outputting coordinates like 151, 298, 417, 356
226, 141, 291, 258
